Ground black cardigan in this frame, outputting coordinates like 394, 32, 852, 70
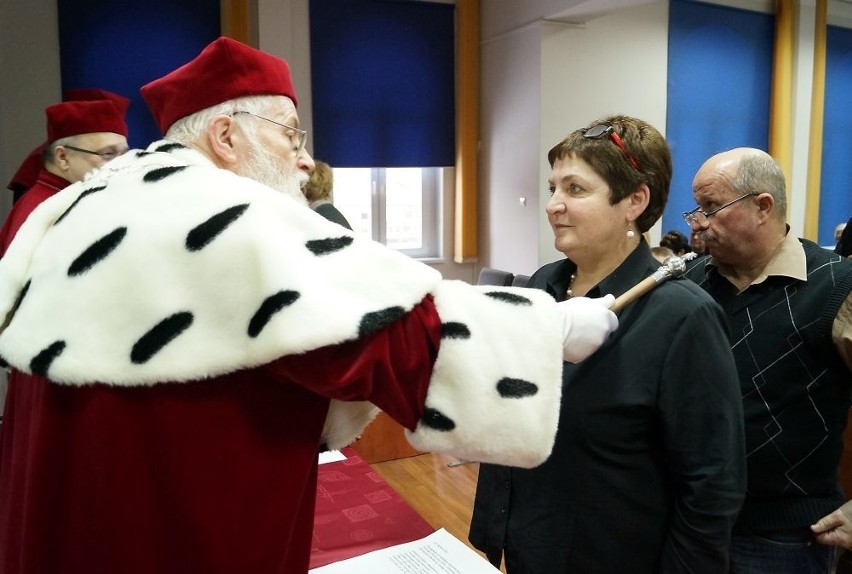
685, 238, 852, 530
470, 242, 746, 574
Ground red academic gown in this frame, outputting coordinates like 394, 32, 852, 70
0, 140, 568, 574
0, 167, 440, 572
0, 299, 440, 574
0, 169, 70, 255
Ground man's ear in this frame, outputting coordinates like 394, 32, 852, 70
754, 192, 776, 221
52, 146, 70, 171
205, 115, 240, 166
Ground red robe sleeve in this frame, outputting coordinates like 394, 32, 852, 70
263, 295, 442, 431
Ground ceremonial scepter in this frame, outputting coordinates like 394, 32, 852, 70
609, 252, 697, 314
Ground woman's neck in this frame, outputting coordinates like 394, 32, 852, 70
570, 240, 639, 297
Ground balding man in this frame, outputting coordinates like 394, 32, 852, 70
683, 148, 852, 573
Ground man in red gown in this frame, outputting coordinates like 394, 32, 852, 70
0, 37, 618, 574
0, 92, 130, 254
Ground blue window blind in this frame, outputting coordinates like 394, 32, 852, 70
820, 25, 852, 245
663, 0, 773, 236
57, 0, 220, 148
309, 0, 456, 167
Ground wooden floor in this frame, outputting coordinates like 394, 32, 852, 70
370, 452, 507, 573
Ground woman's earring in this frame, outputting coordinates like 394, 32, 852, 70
626, 227, 636, 238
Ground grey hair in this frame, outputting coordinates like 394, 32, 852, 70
164, 94, 283, 145
733, 152, 787, 219
44, 135, 86, 166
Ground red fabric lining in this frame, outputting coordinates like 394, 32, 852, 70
310, 448, 433, 569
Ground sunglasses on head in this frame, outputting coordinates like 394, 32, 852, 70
582, 124, 643, 173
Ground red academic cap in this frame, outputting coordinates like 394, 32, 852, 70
8, 89, 131, 193
46, 99, 129, 143
63, 88, 131, 115
140, 36, 298, 135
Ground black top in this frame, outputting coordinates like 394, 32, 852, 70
470, 242, 746, 574
312, 201, 352, 230
685, 238, 852, 530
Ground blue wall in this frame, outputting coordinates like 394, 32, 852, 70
821, 25, 852, 245
310, 0, 455, 167
664, 0, 773, 237
57, 0, 220, 148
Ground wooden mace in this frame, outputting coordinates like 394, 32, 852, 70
609, 252, 698, 314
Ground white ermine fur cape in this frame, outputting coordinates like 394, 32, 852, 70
0, 141, 564, 468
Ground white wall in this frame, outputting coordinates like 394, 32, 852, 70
480, 20, 543, 276
538, 1, 669, 266
479, 0, 668, 274
0, 0, 62, 219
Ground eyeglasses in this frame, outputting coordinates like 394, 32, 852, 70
63, 144, 127, 161
682, 192, 757, 227
583, 124, 643, 173
231, 111, 308, 154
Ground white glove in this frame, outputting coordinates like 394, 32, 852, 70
558, 294, 618, 363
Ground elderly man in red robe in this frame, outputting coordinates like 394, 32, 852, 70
0, 90, 130, 254
0, 37, 618, 574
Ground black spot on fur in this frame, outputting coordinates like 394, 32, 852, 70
152, 142, 187, 153
496, 377, 539, 398
17, 279, 31, 308
441, 322, 471, 340
143, 165, 187, 183
248, 290, 301, 338
67, 227, 127, 277
306, 236, 354, 256
185, 204, 250, 252
421, 407, 456, 431
131, 312, 194, 364
484, 291, 533, 306
135, 151, 152, 158
54, 185, 107, 225
358, 306, 406, 337
30, 340, 66, 376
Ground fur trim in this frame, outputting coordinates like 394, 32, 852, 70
0, 142, 440, 386
321, 400, 380, 450
0, 140, 566, 462
406, 281, 564, 468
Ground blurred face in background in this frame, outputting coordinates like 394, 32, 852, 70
691, 231, 706, 254
54, 132, 129, 183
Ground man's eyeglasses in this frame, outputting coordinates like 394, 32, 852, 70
582, 124, 643, 173
63, 145, 127, 161
682, 192, 757, 227
231, 111, 307, 154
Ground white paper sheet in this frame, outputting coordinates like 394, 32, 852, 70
317, 450, 347, 465
308, 528, 501, 573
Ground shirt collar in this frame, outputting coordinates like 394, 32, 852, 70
36, 169, 72, 192
709, 227, 806, 285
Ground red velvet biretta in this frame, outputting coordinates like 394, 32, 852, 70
46, 100, 129, 143
63, 88, 131, 115
140, 36, 298, 135
8, 89, 130, 193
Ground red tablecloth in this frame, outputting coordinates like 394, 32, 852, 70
310, 449, 435, 569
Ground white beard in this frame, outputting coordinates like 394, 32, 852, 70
241, 141, 308, 206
